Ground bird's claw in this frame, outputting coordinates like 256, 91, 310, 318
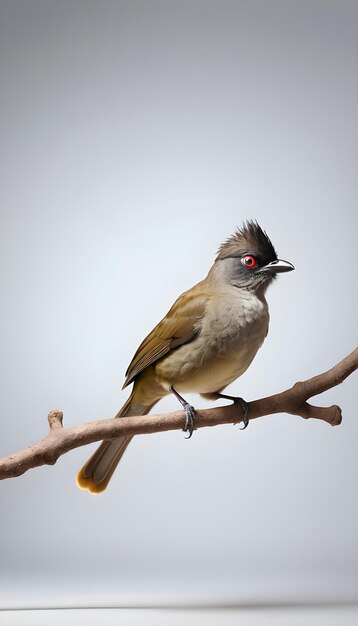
215, 393, 249, 429
170, 386, 197, 439
182, 402, 196, 439
234, 397, 249, 429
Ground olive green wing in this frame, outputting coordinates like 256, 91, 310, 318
122, 286, 211, 388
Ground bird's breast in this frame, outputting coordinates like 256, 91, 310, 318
155, 290, 269, 394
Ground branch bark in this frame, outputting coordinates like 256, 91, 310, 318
1, 348, 357, 481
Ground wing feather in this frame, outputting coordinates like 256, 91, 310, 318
122, 285, 211, 387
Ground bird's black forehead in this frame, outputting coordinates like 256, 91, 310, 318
216, 220, 277, 263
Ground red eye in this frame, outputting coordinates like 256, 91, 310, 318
241, 255, 257, 269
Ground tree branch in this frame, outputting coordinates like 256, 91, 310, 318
1, 348, 357, 481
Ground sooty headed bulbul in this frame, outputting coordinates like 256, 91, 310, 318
77, 220, 294, 493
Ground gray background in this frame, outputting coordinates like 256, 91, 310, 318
0, 0, 357, 610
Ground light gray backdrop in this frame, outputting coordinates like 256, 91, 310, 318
0, 0, 357, 609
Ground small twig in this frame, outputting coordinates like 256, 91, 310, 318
48, 410, 64, 430
0, 348, 357, 481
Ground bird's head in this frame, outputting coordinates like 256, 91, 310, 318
215, 220, 294, 291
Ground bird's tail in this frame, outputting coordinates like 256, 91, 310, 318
76, 393, 154, 494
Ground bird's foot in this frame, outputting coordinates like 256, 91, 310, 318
182, 402, 196, 439
215, 393, 249, 429
171, 386, 197, 439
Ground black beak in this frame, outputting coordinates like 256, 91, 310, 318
258, 259, 295, 274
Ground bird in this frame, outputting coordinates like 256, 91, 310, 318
77, 220, 294, 493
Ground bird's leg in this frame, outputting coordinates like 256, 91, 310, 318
214, 393, 249, 429
170, 386, 196, 439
